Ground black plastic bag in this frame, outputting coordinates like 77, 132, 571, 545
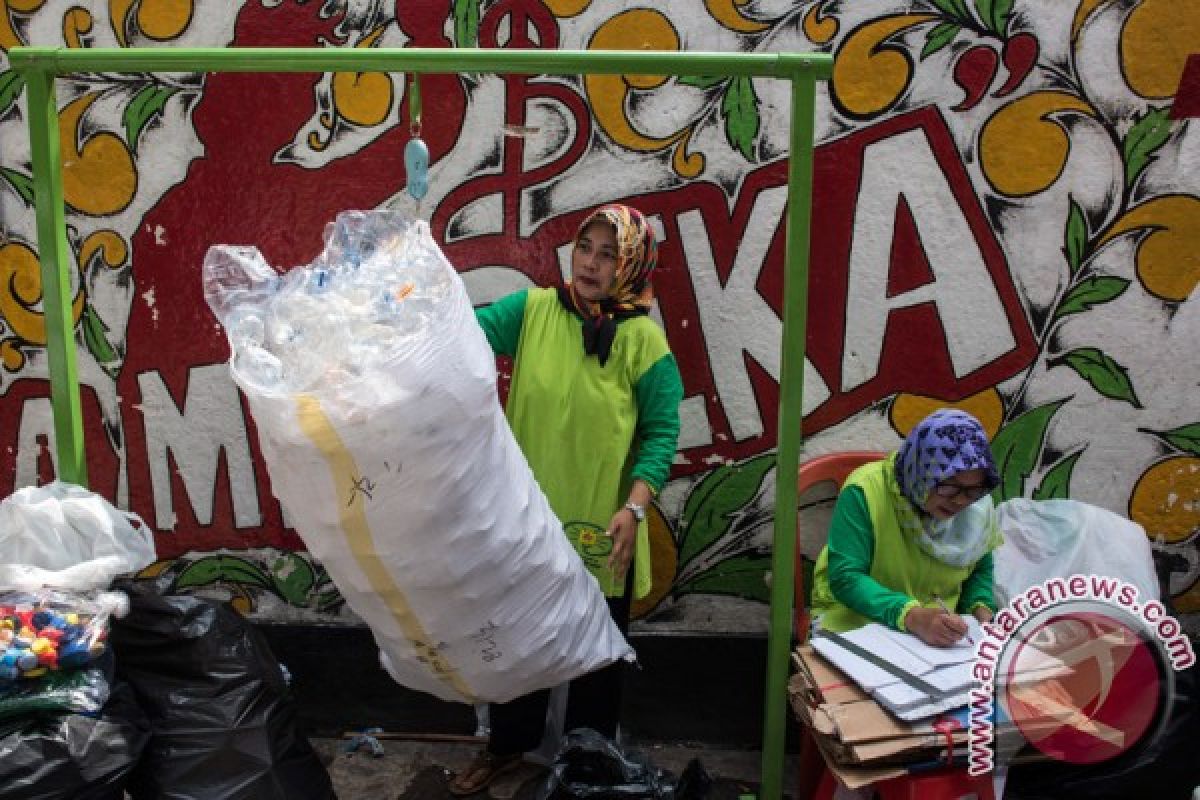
108, 586, 335, 800
0, 677, 150, 800
535, 729, 678, 800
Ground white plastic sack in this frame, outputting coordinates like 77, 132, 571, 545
0, 482, 156, 591
203, 210, 633, 704
994, 498, 1160, 607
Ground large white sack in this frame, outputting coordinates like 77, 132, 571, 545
994, 498, 1160, 608
203, 210, 633, 704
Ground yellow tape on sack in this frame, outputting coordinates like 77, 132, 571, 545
296, 394, 476, 702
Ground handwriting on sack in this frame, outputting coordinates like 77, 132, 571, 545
346, 462, 402, 508
347, 474, 375, 506
470, 620, 503, 663
414, 638, 453, 675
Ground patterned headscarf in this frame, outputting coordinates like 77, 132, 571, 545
887, 409, 1002, 568
895, 409, 999, 507
557, 204, 658, 366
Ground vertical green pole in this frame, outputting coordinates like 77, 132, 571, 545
759, 69, 817, 800
25, 67, 88, 487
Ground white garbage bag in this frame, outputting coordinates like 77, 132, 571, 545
203, 210, 633, 704
994, 498, 1160, 607
0, 481, 156, 591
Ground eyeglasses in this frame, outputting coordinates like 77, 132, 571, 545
932, 482, 989, 502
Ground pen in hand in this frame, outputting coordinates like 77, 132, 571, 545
933, 594, 974, 645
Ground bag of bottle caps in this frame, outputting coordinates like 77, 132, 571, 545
0, 589, 127, 717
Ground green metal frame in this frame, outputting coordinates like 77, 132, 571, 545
8, 45, 831, 800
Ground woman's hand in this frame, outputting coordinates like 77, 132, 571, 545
973, 605, 994, 625
906, 606, 969, 648
605, 508, 637, 580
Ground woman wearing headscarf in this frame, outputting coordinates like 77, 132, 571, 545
810, 409, 1002, 647
450, 204, 683, 795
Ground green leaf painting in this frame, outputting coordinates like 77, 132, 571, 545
453, 0, 482, 49
978, 0, 1013, 36
1122, 107, 1173, 191
678, 75, 728, 90
269, 552, 317, 605
1054, 276, 1129, 320
174, 555, 273, 590
0, 167, 35, 206
1064, 197, 1088, 275
990, 399, 1067, 501
1050, 347, 1142, 408
930, 0, 970, 23
1145, 423, 1200, 457
123, 85, 178, 153
921, 22, 961, 60
673, 552, 772, 604
1032, 449, 1083, 501
721, 76, 760, 161
677, 453, 774, 569
0, 70, 24, 120
81, 305, 119, 375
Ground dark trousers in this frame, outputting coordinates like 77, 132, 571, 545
487, 574, 634, 756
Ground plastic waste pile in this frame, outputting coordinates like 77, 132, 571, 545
202, 212, 455, 399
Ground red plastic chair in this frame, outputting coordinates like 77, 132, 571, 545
795, 452, 995, 800
794, 451, 886, 642
812, 765, 996, 800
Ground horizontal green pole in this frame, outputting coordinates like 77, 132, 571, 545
9, 46, 831, 80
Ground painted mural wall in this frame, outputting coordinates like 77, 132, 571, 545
0, 0, 1197, 635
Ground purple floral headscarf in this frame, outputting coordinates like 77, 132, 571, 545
895, 409, 999, 508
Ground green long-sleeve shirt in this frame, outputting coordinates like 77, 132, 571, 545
823, 484, 996, 631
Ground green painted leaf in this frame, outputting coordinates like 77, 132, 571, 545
988, 0, 1014, 35
678, 75, 727, 89
123, 85, 177, 153
0, 70, 24, 120
1064, 197, 1088, 275
930, 0, 969, 22
921, 22, 961, 59
677, 453, 775, 569
270, 552, 317, 605
1051, 347, 1142, 408
990, 399, 1068, 501
1032, 449, 1083, 500
453, 0, 481, 49
673, 553, 772, 604
174, 555, 272, 590
1146, 423, 1200, 457
1054, 276, 1129, 319
0, 167, 34, 206
721, 76, 760, 161
81, 305, 119, 375
1122, 107, 1173, 190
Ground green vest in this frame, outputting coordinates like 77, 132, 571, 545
810, 460, 979, 632
507, 288, 666, 598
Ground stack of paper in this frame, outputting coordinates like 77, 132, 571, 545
810, 618, 982, 721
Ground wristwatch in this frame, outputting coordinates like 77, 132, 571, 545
623, 501, 646, 521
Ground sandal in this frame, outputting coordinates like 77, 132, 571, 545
448, 750, 523, 797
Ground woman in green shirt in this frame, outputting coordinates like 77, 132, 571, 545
810, 409, 1002, 647
450, 204, 683, 795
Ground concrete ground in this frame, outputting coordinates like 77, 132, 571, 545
311, 737, 798, 799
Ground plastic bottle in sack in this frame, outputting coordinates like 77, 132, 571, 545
202, 246, 279, 322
